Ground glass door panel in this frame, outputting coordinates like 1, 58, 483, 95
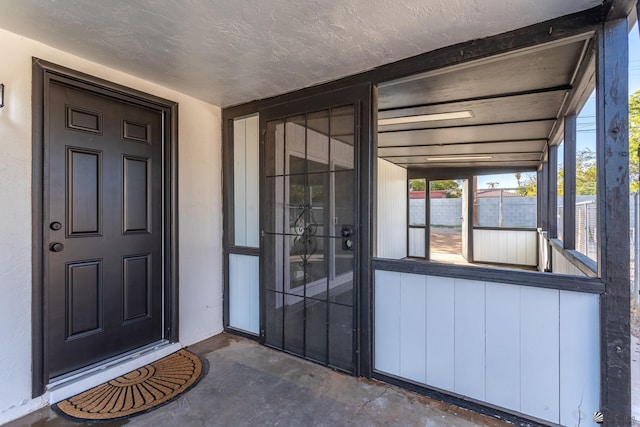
263, 104, 356, 373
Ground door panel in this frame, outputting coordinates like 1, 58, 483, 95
47, 82, 163, 378
262, 96, 360, 373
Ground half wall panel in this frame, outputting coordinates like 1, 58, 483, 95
228, 254, 259, 334
373, 269, 599, 425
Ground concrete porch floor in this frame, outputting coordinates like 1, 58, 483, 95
7, 334, 510, 427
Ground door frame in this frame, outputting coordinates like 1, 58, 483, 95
31, 59, 179, 397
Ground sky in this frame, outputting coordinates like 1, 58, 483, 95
476, 23, 640, 189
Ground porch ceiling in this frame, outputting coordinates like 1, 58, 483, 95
377, 37, 592, 170
0, 0, 600, 107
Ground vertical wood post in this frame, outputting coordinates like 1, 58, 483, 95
597, 18, 630, 426
540, 162, 549, 231
564, 115, 577, 249
548, 145, 558, 238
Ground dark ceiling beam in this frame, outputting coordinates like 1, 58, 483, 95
377, 85, 572, 114
395, 160, 538, 168
376, 138, 546, 149
602, 0, 637, 21
380, 151, 542, 159
407, 165, 537, 179
378, 118, 556, 134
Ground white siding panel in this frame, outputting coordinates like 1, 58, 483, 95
400, 273, 427, 383
376, 158, 407, 259
372, 270, 599, 425
374, 270, 401, 376
559, 291, 599, 427
521, 287, 560, 423
409, 227, 425, 258
228, 254, 259, 334
426, 275, 455, 391
454, 278, 486, 400
473, 229, 537, 266
485, 283, 521, 410
551, 246, 587, 276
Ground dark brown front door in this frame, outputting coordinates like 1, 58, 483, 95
46, 81, 163, 378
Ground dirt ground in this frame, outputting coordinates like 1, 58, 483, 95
430, 227, 462, 255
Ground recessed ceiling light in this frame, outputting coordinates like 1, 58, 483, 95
425, 155, 493, 161
378, 110, 474, 126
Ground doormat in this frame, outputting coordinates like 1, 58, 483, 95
53, 349, 203, 422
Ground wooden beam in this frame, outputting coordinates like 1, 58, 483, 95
603, 0, 637, 21
539, 162, 549, 231
547, 145, 558, 238
377, 85, 572, 113
407, 166, 537, 180
596, 18, 631, 426
563, 115, 577, 249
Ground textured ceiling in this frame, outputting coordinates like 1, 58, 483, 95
0, 0, 600, 107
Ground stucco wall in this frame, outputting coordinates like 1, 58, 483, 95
0, 28, 223, 423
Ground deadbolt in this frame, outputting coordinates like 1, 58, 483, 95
50, 242, 64, 252
50, 221, 62, 231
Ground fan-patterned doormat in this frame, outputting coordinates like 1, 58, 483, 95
53, 349, 203, 422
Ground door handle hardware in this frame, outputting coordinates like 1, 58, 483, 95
340, 225, 354, 238
50, 242, 64, 252
341, 225, 355, 250
50, 221, 62, 231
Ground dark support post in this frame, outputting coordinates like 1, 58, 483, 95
540, 162, 549, 232
548, 145, 558, 238
425, 179, 430, 260
358, 84, 374, 378
596, 18, 630, 426
563, 115, 577, 249
537, 167, 543, 229
466, 176, 474, 262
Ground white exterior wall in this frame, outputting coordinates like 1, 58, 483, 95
374, 270, 600, 426
376, 158, 407, 259
0, 28, 223, 423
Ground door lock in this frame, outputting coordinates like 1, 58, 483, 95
50, 221, 62, 231
50, 242, 64, 252
343, 239, 353, 250
341, 225, 354, 251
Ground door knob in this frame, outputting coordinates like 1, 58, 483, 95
50, 242, 64, 252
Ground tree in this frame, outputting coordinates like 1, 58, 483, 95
409, 179, 425, 191
431, 180, 462, 197
518, 175, 537, 196
409, 179, 461, 197
575, 148, 596, 195
514, 172, 522, 188
486, 182, 499, 189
